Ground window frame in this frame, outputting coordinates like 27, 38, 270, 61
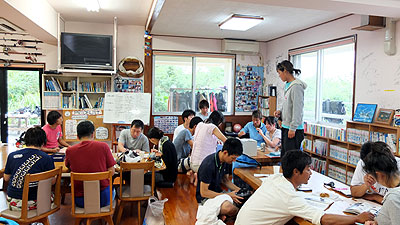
151, 51, 236, 116
288, 35, 357, 127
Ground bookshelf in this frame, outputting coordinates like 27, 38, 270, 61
257, 95, 276, 117
304, 121, 400, 185
42, 74, 112, 110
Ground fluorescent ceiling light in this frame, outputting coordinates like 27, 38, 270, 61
219, 14, 263, 31
86, 0, 100, 12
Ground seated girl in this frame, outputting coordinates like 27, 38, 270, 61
257, 116, 281, 151
4, 126, 55, 211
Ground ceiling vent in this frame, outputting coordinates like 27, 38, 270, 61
352, 15, 385, 31
222, 39, 260, 54
0, 17, 25, 33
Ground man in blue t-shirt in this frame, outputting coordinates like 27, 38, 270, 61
238, 110, 267, 146
4, 127, 55, 210
196, 138, 243, 209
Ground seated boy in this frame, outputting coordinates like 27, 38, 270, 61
42, 111, 71, 153
173, 109, 195, 141
235, 150, 374, 225
4, 126, 55, 211
196, 138, 243, 211
238, 110, 267, 146
197, 100, 210, 121
173, 116, 203, 173
118, 119, 149, 153
65, 121, 116, 207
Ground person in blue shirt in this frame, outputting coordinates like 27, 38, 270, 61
238, 110, 267, 146
4, 126, 55, 211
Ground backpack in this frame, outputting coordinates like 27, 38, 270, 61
232, 154, 261, 190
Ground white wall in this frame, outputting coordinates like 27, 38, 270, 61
265, 14, 400, 110
3, 0, 58, 43
153, 36, 267, 68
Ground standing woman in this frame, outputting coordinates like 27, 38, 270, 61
274, 60, 307, 157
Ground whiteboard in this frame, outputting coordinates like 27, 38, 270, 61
103, 92, 151, 124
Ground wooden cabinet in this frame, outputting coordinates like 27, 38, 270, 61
42, 74, 112, 110
257, 95, 276, 117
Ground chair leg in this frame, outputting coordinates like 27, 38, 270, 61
104, 215, 114, 225
74, 218, 81, 225
138, 201, 141, 225
115, 200, 125, 225
86, 218, 93, 225
40, 217, 50, 225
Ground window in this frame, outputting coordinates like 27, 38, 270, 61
290, 36, 356, 127
153, 53, 235, 114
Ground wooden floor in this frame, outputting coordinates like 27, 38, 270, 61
0, 173, 203, 225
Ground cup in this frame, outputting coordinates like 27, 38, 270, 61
139, 151, 145, 159
273, 165, 280, 174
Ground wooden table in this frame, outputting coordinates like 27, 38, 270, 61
234, 166, 381, 225
252, 149, 280, 165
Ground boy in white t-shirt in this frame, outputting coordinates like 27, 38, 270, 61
351, 141, 400, 203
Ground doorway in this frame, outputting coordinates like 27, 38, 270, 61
0, 68, 43, 144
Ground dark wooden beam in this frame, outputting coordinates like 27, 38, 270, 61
146, 0, 166, 32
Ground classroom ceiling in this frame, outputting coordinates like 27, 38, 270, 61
151, 0, 345, 41
46, 0, 152, 25
46, 0, 400, 42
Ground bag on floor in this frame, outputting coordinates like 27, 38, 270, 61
143, 196, 168, 225
232, 154, 261, 190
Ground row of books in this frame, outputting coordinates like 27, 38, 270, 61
303, 139, 312, 152
313, 139, 328, 156
329, 144, 348, 163
78, 95, 104, 109
310, 158, 326, 175
348, 150, 361, 166
79, 81, 111, 92
347, 128, 369, 145
45, 77, 77, 92
304, 122, 346, 141
346, 171, 354, 186
328, 164, 346, 183
62, 94, 76, 109
370, 131, 397, 153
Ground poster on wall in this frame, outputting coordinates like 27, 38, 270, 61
235, 65, 264, 113
154, 116, 178, 134
114, 76, 143, 93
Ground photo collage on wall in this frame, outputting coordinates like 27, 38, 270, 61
154, 116, 178, 134
235, 65, 264, 112
114, 76, 143, 93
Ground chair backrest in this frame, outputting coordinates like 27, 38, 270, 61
119, 161, 155, 199
70, 171, 113, 215
21, 166, 62, 219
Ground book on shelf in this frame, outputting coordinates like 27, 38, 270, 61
328, 164, 346, 183
313, 139, 328, 156
329, 144, 348, 163
370, 131, 397, 153
43, 92, 60, 108
304, 122, 346, 141
80, 81, 111, 92
311, 158, 326, 174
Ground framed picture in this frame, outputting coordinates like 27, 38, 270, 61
353, 103, 377, 123
375, 108, 395, 125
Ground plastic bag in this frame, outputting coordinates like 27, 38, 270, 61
143, 196, 168, 225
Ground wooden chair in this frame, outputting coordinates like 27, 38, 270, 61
115, 161, 155, 225
70, 171, 114, 225
0, 167, 62, 225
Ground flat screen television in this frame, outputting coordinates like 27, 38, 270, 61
61, 32, 113, 70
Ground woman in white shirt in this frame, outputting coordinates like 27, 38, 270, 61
257, 116, 281, 150
364, 142, 400, 225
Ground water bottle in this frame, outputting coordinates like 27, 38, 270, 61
260, 143, 266, 152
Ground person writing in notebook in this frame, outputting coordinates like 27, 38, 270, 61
41, 111, 71, 153
118, 119, 149, 153
235, 150, 374, 225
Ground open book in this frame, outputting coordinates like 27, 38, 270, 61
344, 202, 381, 216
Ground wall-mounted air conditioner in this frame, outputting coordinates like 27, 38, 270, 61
222, 39, 260, 54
